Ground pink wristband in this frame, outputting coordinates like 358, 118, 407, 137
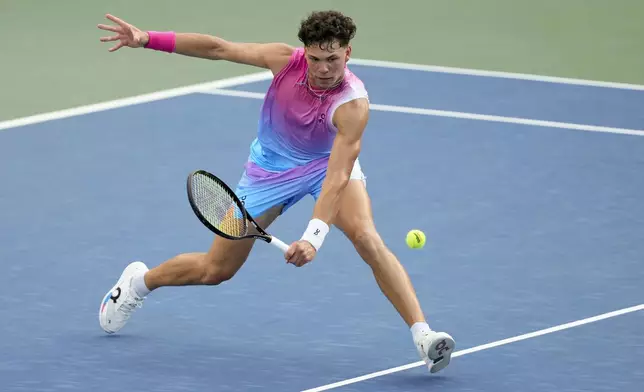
144, 31, 176, 53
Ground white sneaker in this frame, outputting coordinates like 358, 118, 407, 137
99, 261, 149, 334
415, 330, 456, 373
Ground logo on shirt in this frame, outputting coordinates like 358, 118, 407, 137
318, 113, 326, 124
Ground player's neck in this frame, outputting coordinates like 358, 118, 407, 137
306, 73, 343, 92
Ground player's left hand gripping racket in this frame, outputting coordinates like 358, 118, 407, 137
186, 169, 290, 253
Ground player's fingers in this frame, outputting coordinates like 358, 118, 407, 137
296, 252, 309, 267
105, 14, 129, 28
290, 249, 304, 266
108, 42, 124, 52
97, 24, 120, 33
293, 252, 304, 266
300, 250, 314, 266
100, 35, 120, 42
284, 245, 296, 263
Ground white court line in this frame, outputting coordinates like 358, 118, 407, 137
1, 58, 643, 132
301, 303, 644, 392
201, 89, 644, 137
350, 58, 644, 91
0, 71, 273, 131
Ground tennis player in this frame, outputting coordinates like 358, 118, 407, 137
97, 10, 455, 373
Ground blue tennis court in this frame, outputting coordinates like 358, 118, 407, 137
1, 63, 642, 392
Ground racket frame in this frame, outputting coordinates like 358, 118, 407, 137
186, 170, 289, 252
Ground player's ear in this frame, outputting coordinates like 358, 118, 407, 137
345, 44, 352, 61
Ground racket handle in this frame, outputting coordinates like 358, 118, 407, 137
269, 236, 290, 253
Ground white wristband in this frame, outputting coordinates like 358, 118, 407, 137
300, 218, 330, 251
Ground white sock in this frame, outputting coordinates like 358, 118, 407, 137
131, 272, 151, 297
410, 321, 432, 342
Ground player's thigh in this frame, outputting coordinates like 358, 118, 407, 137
203, 204, 283, 278
332, 179, 389, 264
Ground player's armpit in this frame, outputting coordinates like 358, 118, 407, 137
174, 34, 294, 74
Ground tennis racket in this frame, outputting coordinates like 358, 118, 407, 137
186, 169, 290, 253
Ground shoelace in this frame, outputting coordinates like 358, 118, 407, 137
117, 294, 144, 318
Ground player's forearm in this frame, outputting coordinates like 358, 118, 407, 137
299, 170, 349, 252
141, 32, 226, 60
313, 134, 361, 223
313, 149, 359, 223
170, 33, 225, 60
301, 99, 367, 251
175, 33, 228, 59
313, 171, 351, 224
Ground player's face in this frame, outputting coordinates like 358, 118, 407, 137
304, 42, 351, 89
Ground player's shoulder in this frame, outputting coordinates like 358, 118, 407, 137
336, 94, 369, 113
270, 46, 307, 76
333, 85, 369, 124
343, 66, 368, 96
331, 66, 369, 117
332, 96, 369, 135
328, 64, 369, 132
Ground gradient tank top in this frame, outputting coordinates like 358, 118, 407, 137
248, 47, 369, 172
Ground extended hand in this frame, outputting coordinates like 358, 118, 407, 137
98, 14, 149, 52
285, 240, 317, 267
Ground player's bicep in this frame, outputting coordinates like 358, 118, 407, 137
334, 98, 369, 147
329, 98, 370, 172
214, 41, 294, 74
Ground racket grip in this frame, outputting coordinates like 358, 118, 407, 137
269, 236, 290, 253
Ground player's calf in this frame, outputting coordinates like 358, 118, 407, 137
146, 251, 244, 287
143, 236, 256, 290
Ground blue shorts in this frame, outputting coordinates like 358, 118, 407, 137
234, 158, 366, 218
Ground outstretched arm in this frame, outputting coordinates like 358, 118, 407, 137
97, 14, 294, 74
312, 98, 370, 224
285, 97, 370, 266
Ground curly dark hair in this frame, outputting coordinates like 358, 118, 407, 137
297, 10, 357, 49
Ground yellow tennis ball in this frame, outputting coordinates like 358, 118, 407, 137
406, 229, 426, 249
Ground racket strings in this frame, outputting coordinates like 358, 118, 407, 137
190, 174, 247, 237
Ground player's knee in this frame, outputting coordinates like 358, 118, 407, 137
350, 227, 385, 262
201, 266, 236, 285
200, 259, 241, 285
